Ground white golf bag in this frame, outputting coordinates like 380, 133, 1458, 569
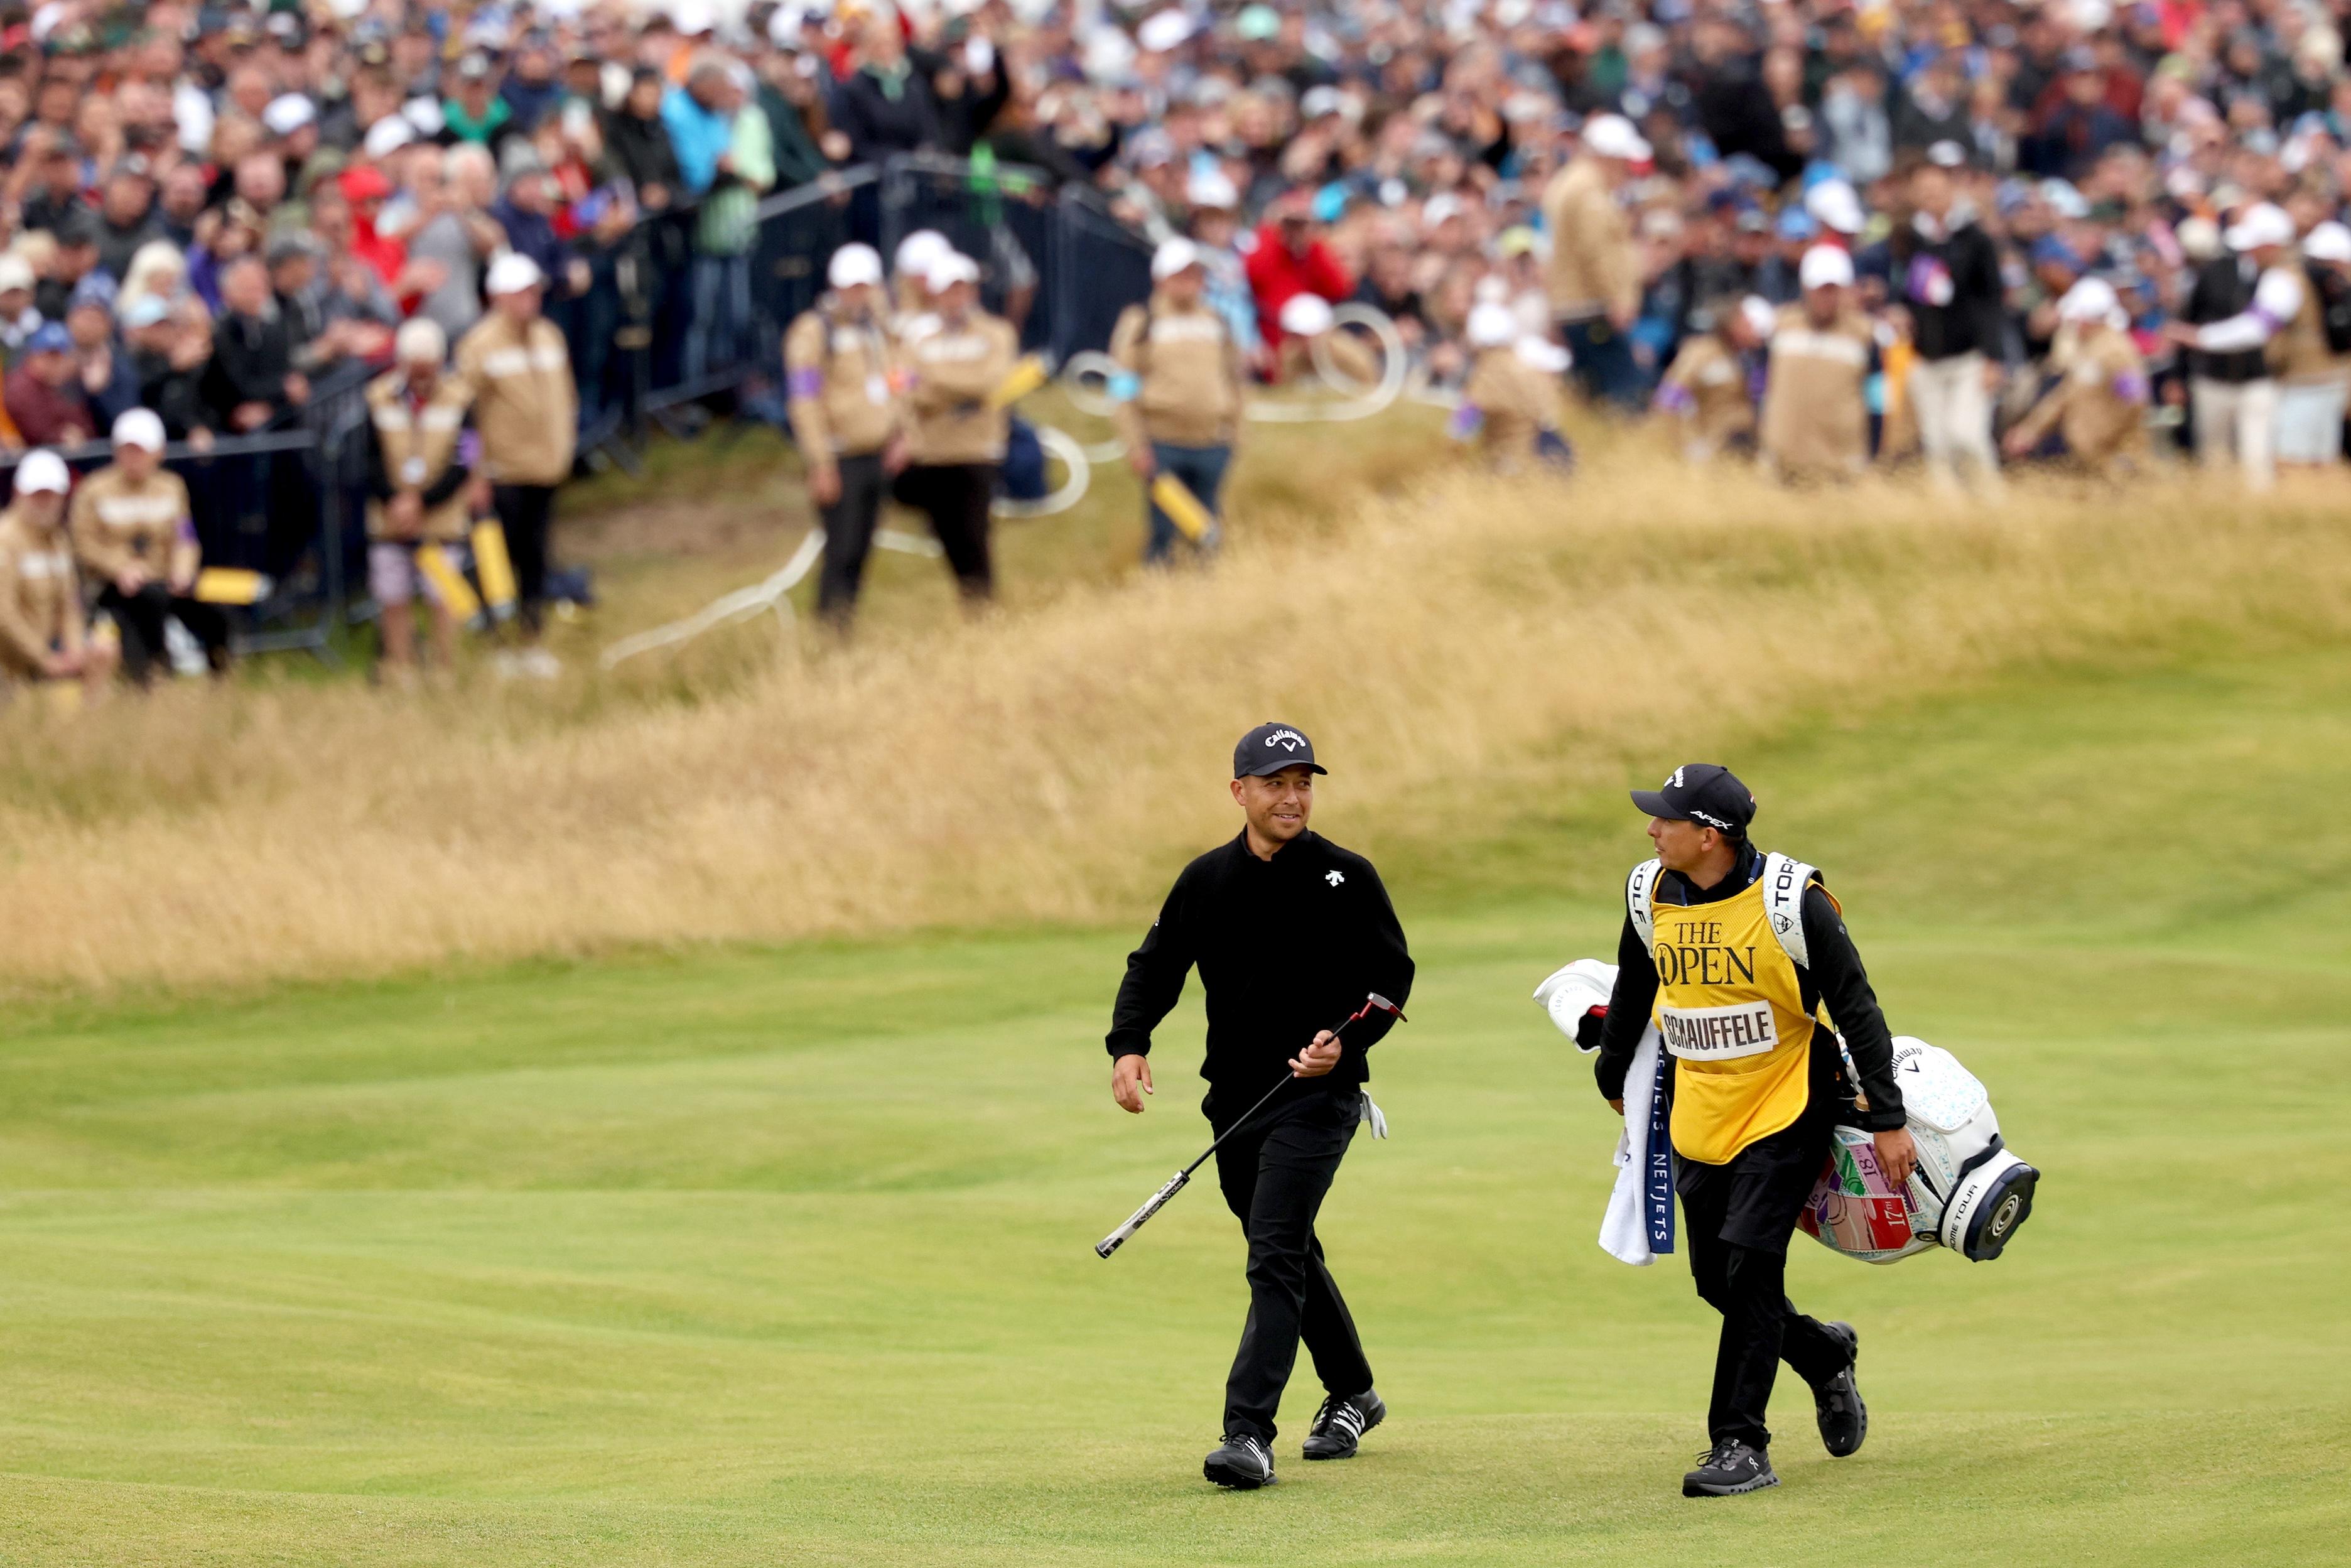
1797, 1036, 2038, 1265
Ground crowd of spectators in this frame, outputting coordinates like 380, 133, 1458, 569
8, 0, 2351, 690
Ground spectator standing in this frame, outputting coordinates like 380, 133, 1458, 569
1891, 149, 2006, 495
1759, 247, 1873, 482
784, 243, 905, 630
124, 295, 212, 441
67, 276, 139, 429
832, 18, 945, 164
664, 58, 775, 383
71, 408, 229, 682
203, 255, 306, 433
895, 252, 1014, 607
1542, 113, 1648, 411
0, 254, 44, 364
2170, 203, 2298, 492
409, 146, 505, 346
1110, 239, 1248, 565
364, 318, 474, 680
0, 449, 115, 699
2271, 222, 2351, 467
457, 252, 577, 667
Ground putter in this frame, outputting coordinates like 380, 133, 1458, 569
1094, 992, 1405, 1259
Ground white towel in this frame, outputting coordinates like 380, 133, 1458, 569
1600, 1024, 1670, 1266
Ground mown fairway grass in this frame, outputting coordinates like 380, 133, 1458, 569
2, 647, 2345, 1565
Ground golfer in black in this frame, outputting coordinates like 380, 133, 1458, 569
1107, 722, 1414, 1490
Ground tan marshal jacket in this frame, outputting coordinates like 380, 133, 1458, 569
2008, 325, 2149, 466
1539, 157, 1638, 324
0, 505, 83, 675
70, 463, 195, 583
784, 301, 903, 459
1658, 333, 1758, 457
1461, 344, 1564, 470
902, 311, 1019, 467
455, 313, 577, 487
1759, 305, 1873, 477
1108, 296, 1247, 450
364, 369, 476, 542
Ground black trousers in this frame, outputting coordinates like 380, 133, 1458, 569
890, 462, 996, 601
491, 484, 557, 630
97, 581, 229, 683
815, 451, 889, 627
1209, 1086, 1374, 1442
1677, 1109, 1851, 1451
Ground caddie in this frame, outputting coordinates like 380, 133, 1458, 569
1108, 237, 1248, 565
1593, 764, 1916, 1498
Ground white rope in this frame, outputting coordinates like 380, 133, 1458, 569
598, 526, 826, 669
990, 424, 1093, 518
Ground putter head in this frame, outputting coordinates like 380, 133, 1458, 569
1364, 992, 1405, 1022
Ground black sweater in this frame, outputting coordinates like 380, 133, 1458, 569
1107, 830, 1414, 1101
1594, 847, 1906, 1133
1891, 214, 2005, 362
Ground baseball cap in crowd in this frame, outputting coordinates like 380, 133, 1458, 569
485, 251, 545, 295
828, 242, 883, 289
120, 293, 172, 329
25, 322, 72, 354
1776, 207, 1819, 242
0, 254, 33, 294
1925, 139, 1968, 170
112, 408, 166, 452
1799, 244, 1854, 291
363, 115, 416, 159
14, 448, 70, 496
1631, 764, 1755, 835
1466, 301, 1518, 348
394, 315, 446, 365
1235, 721, 1326, 778
894, 229, 950, 279
924, 251, 980, 293
1805, 178, 1866, 236
1278, 292, 1334, 337
2225, 202, 2295, 252
1151, 236, 1201, 281
1580, 112, 1651, 162
1187, 168, 1239, 210
1137, 8, 1193, 53
262, 93, 316, 137
2305, 221, 2351, 264
1235, 4, 1280, 42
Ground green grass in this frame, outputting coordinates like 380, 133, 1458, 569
2, 649, 2345, 1564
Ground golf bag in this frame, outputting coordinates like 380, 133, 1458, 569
1797, 1036, 2039, 1265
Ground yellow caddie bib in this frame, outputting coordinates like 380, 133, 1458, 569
1651, 877, 1817, 1165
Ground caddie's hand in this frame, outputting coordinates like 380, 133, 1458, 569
1874, 1127, 1920, 1189
1609, 1098, 1624, 1116
1111, 1052, 1153, 1113
808, 460, 841, 506
1290, 1030, 1342, 1078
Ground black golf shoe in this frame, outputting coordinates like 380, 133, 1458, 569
1203, 1430, 1277, 1490
1812, 1321, 1867, 1458
1682, 1439, 1779, 1498
1302, 1388, 1386, 1460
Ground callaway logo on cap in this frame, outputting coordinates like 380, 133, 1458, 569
1629, 762, 1756, 835
1234, 721, 1328, 778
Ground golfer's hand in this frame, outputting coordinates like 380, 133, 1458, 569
1111, 1053, 1154, 1113
1874, 1127, 1920, 1188
1289, 1031, 1342, 1078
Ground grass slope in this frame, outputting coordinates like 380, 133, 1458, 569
1, 650, 2345, 1564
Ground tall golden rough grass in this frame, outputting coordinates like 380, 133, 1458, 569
1, 455, 2342, 995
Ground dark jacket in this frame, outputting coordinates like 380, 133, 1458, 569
1594, 845, 1907, 1135
205, 306, 298, 423
830, 64, 944, 162
2184, 255, 2269, 384
1889, 214, 2005, 361
133, 345, 212, 436
758, 85, 832, 190
601, 105, 684, 202
1108, 830, 1415, 1103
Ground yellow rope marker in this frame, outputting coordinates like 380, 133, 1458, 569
411, 542, 484, 626
987, 355, 1050, 409
193, 567, 270, 605
470, 520, 519, 619
1149, 473, 1215, 543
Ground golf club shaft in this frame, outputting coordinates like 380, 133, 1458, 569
1095, 994, 1400, 1259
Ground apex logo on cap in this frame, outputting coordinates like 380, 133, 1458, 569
1266, 729, 1307, 752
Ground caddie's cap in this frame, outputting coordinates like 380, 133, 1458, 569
14, 448, 70, 496
484, 251, 545, 295
1630, 763, 1755, 835
828, 242, 884, 289
1235, 720, 1327, 779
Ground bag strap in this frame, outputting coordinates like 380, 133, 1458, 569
1761, 850, 1820, 969
1625, 857, 1662, 951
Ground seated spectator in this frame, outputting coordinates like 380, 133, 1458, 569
6, 322, 95, 447
204, 254, 307, 434
36, 214, 107, 324
0, 254, 44, 365
0, 451, 114, 700
116, 241, 190, 323
363, 317, 475, 679
1246, 190, 1353, 369
0, 448, 116, 699
94, 155, 163, 283
70, 408, 230, 682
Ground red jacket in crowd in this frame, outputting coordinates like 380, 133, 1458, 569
1245, 222, 1353, 350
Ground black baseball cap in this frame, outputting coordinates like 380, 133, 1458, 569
1234, 721, 1327, 779
1630, 763, 1755, 835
